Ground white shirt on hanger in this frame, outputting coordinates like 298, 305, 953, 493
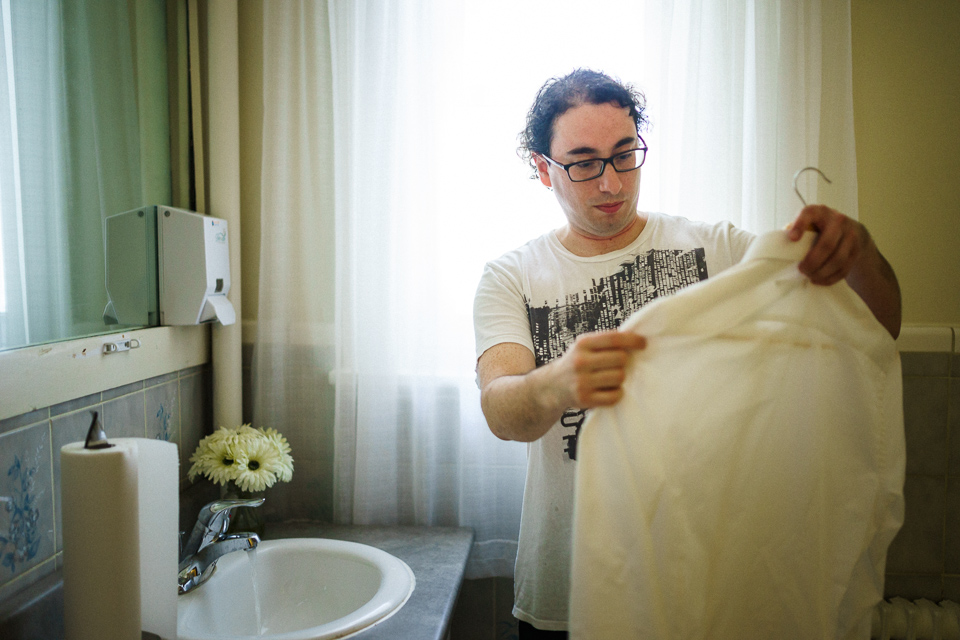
569, 230, 905, 640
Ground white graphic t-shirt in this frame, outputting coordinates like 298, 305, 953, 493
473, 211, 755, 630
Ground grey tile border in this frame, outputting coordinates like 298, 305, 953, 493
144, 371, 179, 389
0, 409, 48, 436
101, 379, 144, 402
179, 364, 208, 378
49, 392, 101, 418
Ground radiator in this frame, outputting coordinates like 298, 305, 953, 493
872, 598, 960, 640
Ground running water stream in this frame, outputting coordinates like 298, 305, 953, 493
245, 547, 264, 635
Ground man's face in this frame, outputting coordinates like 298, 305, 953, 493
535, 102, 642, 240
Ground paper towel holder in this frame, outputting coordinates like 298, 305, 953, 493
84, 411, 114, 450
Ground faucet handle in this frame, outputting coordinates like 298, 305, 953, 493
180, 497, 266, 563
198, 498, 265, 539
207, 497, 265, 517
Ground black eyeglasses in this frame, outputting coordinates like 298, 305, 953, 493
541, 138, 648, 182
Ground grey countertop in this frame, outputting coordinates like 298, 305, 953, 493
268, 523, 474, 640
0, 523, 474, 640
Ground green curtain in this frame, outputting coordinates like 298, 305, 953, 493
0, 0, 174, 349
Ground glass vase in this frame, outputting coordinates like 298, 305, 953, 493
219, 480, 266, 538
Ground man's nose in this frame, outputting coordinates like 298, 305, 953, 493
597, 162, 622, 194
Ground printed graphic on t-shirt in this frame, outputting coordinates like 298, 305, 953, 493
526, 247, 708, 460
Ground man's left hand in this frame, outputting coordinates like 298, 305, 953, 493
787, 204, 868, 286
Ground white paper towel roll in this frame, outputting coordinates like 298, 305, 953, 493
61, 438, 179, 640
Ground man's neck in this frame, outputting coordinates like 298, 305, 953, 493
556, 214, 647, 257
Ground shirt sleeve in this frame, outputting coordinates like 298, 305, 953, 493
473, 259, 535, 362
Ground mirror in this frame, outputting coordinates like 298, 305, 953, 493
0, 0, 189, 352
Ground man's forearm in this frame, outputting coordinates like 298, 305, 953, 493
480, 364, 569, 442
846, 232, 902, 339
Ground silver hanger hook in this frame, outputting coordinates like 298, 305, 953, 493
792, 166, 832, 207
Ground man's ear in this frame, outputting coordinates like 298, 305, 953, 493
534, 154, 553, 188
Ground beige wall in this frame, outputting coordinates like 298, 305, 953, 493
238, 0, 263, 335
851, 0, 960, 327
238, 2, 960, 330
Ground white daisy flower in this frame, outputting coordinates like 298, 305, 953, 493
234, 437, 283, 492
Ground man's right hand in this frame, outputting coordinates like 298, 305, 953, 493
477, 330, 646, 442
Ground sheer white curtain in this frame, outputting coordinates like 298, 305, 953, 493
256, 0, 857, 578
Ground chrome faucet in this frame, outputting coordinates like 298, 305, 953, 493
178, 497, 265, 595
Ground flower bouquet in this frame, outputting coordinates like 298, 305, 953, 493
188, 425, 294, 535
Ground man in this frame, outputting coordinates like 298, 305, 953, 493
473, 69, 901, 638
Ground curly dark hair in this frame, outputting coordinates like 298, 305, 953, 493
518, 69, 647, 178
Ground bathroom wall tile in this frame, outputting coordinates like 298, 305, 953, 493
51, 406, 104, 550
0, 409, 48, 436
887, 474, 946, 575
0, 556, 58, 608
884, 574, 943, 601
903, 377, 950, 474
102, 390, 146, 439
0, 424, 56, 590
950, 379, 960, 474
943, 577, 960, 602
901, 352, 952, 377
260, 454, 331, 524
494, 578, 518, 640
449, 578, 494, 640
50, 392, 100, 417
179, 372, 211, 484
101, 379, 144, 402
945, 476, 960, 573
145, 380, 180, 445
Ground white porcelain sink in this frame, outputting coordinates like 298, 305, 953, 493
177, 538, 415, 640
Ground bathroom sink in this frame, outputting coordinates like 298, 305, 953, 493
177, 538, 415, 640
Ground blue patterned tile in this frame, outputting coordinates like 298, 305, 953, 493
0, 424, 55, 587
50, 408, 102, 551
145, 381, 180, 444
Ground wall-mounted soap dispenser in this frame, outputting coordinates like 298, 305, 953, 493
104, 206, 236, 327
157, 206, 236, 326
